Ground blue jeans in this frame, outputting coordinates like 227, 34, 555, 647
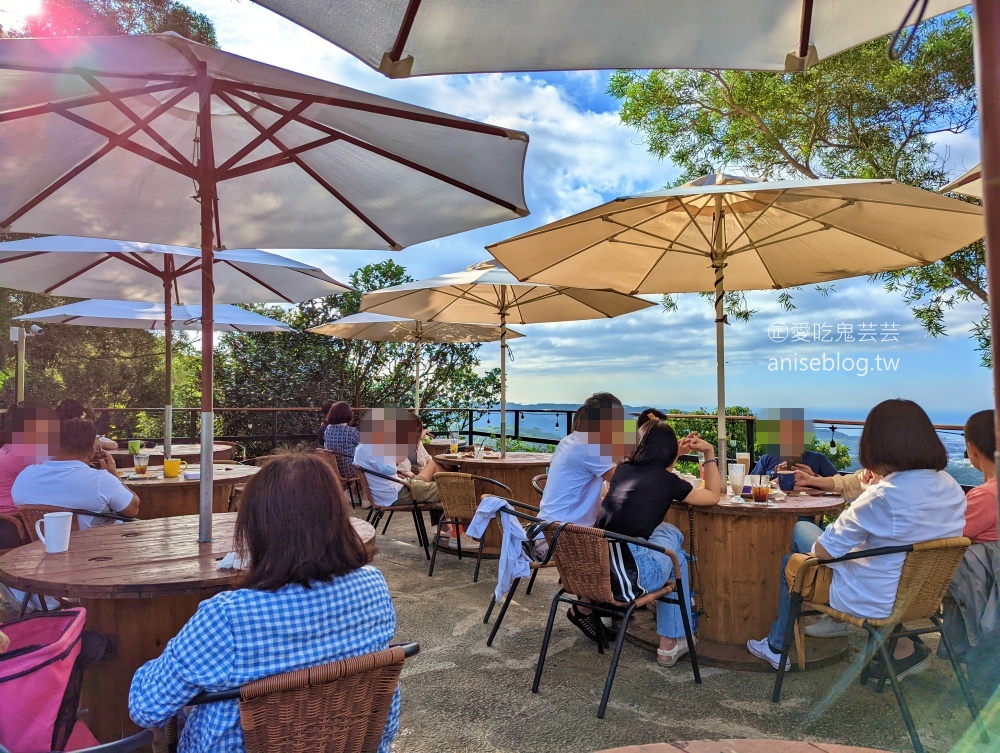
627, 522, 693, 639
766, 521, 823, 651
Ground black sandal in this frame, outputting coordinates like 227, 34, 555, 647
566, 606, 599, 643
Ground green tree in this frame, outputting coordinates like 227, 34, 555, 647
214, 260, 502, 446
608, 14, 989, 362
7, 0, 217, 46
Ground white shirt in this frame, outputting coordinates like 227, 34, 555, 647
397, 442, 432, 475
12, 460, 135, 530
538, 431, 614, 527
354, 444, 403, 508
818, 469, 966, 619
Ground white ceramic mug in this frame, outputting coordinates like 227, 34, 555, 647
35, 511, 73, 554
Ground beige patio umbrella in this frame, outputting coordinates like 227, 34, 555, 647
358, 261, 654, 455
0, 32, 529, 542
251, 0, 966, 77
307, 312, 523, 412
942, 164, 983, 199
489, 173, 985, 478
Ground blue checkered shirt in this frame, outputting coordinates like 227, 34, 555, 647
128, 566, 399, 752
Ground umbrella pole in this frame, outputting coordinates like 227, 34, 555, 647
414, 340, 421, 413
500, 308, 507, 458
196, 62, 217, 544
713, 196, 728, 488
973, 0, 1000, 523
163, 275, 173, 460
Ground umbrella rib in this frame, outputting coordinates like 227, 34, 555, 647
0, 251, 48, 265
0, 85, 197, 229
121, 251, 167, 277
759, 200, 932, 263
80, 73, 193, 169
719, 190, 785, 251
42, 254, 115, 294
630, 195, 719, 291
0, 80, 192, 123
217, 80, 520, 140
603, 216, 711, 257
218, 259, 295, 303
225, 89, 524, 213
217, 100, 313, 173
388, 0, 423, 62
724, 200, 853, 254
217, 90, 402, 250
220, 135, 339, 181
721, 198, 783, 289
676, 196, 719, 252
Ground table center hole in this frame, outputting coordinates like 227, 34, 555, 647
88, 556, 112, 562
121, 532, 141, 538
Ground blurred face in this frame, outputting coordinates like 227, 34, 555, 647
595, 404, 633, 462
363, 408, 416, 460
11, 417, 59, 459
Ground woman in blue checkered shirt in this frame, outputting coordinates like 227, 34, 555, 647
129, 453, 399, 752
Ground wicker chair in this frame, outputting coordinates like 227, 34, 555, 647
315, 448, 361, 509
531, 473, 547, 499
0, 512, 28, 555
479, 498, 558, 647
168, 643, 420, 753
73, 731, 154, 752
773, 537, 984, 753
429, 473, 512, 581
353, 464, 431, 559
532, 523, 700, 718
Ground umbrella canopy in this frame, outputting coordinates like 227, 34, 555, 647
489, 173, 984, 475
14, 299, 293, 333
251, 0, 966, 78
308, 312, 523, 411
0, 236, 351, 303
0, 32, 529, 542
942, 164, 983, 199
359, 260, 654, 454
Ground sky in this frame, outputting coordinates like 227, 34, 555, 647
176, 0, 989, 424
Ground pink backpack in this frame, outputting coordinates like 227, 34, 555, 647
0, 609, 101, 752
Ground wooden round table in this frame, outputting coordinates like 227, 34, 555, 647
424, 439, 467, 458
0, 513, 376, 743
121, 464, 259, 520
109, 442, 236, 469
648, 492, 848, 671
434, 451, 552, 505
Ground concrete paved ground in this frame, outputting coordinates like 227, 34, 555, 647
375, 518, 996, 753
2, 516, 995, 753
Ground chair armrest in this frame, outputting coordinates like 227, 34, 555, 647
469, 475, 513, 495
355, 465, 408, 488
480, 494, 539, 513
816, 543, 915, 565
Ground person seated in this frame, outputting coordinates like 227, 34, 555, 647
752, 448, 838, 477
396, 414, 432, 477
636, 407, 667, 432
747, 399, 966, 677
539, 392, 628, 529
316, 399, 334, 446
129, 453, 399, 753
0, 402, 59, 517
12, 417, 139, 529
55, 399, 116, 452
597, 420, 721, 666
353, 408, 441, 509
323, 401, 359, 480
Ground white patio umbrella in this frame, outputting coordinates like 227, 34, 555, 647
0, 236, 348, 459
307, 312, 523, 412
942, 163, 983, 199
251, 0, 967, 77
0, 33, 529, 542
488, 173, 985, 478
14, 299, 293, 332
358, 261, 654, 455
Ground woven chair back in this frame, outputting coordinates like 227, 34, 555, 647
434, 473, 480, 521
314, 450, 350, 508
888, 537, 970, 625
352, 466, 377, 508
238, 645, 408, 753
531, 474, 547, 499
0, 513, 28, 554
546, 524, 619, 605
17, 506, 81, 543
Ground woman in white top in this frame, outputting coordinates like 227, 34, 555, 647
747, 399, 966, 673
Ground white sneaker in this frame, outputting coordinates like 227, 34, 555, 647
805, 614, 853, 638
747, 637, 782, 670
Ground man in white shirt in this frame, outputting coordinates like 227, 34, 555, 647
353, 408, 441, 508
13, 417, 140, 529
539, 392, 628, 528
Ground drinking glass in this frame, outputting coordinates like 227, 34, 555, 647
134, 453, 150, 475
448, 431, 460, 454
735, 452, 751, 475
750, 475, 772, 505
728, 464, 746, 497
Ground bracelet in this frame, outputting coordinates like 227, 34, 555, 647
701, 457, 718, 467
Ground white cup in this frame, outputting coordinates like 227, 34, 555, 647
35, 511, 73, 554
728, 463, 746, 496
